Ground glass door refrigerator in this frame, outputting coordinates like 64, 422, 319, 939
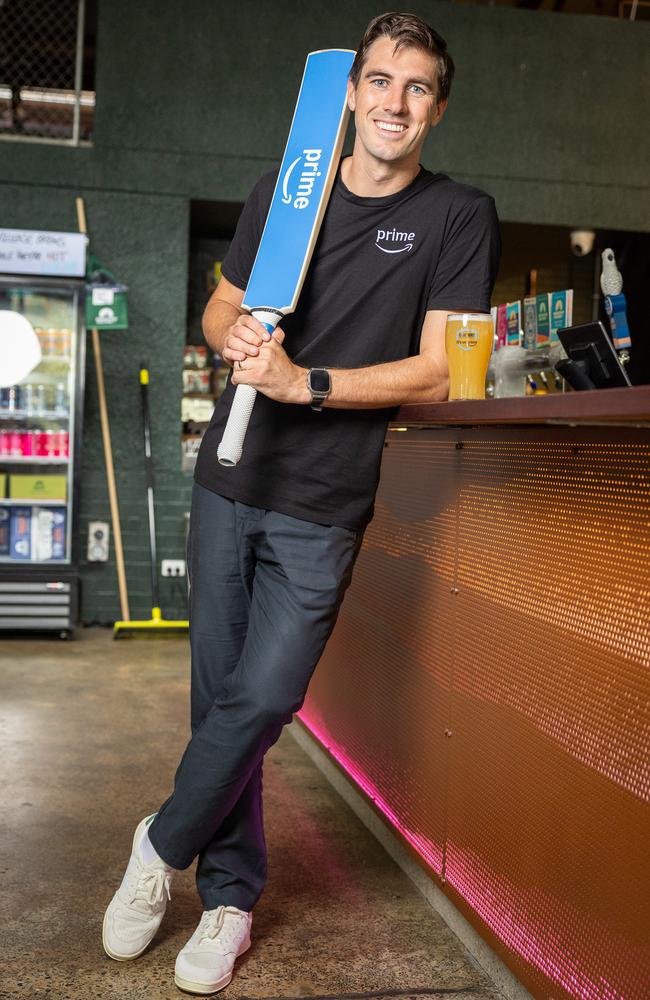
0, 276, 86, 636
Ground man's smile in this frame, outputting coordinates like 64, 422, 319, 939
374, 119, 408, 134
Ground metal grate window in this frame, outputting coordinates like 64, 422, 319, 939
0, 0, 95, 144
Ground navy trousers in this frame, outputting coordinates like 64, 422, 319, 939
147, 483, 363, 912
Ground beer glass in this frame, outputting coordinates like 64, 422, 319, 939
445, 312, 494, 400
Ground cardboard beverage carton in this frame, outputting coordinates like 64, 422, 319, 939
9, 474, 67, 501
536, 293, 551, 347
496, 304, 508, 348
0, 507, 9, 556
506, 302, 521, 346
550, 290, 574, 342
33, 507, 67, 561
9, 507, 31, 560
523, 296, 537, 351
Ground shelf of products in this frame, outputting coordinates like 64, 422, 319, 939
181, 344, 230, 472
0, 277, 85, 633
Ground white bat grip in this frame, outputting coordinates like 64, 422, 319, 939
216, 308, 282, 467
217, 384, 258, 466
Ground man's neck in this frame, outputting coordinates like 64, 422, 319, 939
340, 149, 421, 198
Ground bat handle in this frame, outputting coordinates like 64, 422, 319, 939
216, 308, 282, 467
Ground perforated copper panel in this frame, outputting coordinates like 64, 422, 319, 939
299, 426, 650, 1000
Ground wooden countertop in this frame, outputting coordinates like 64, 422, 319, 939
393, 385, 650, 427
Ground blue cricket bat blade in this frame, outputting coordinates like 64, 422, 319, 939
218, 48, 354, 467
242, 48, 355, 315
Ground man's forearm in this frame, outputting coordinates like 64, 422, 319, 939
202, 298, 244, 364
293, 354, 449, 408
228, 313, 450, 407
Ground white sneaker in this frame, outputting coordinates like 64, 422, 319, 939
174, 905, 252, 994
102, 814, 175, 961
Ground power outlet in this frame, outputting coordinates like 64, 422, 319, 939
161, 559, 186, 577
88, 521, 110, 562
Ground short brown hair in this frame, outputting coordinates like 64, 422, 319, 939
349, 12, 455, 103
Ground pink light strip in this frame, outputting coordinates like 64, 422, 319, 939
297, 711, 642, 1000
298, 710, 442, 874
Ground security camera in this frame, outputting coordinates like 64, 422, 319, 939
570, 229, 595, 257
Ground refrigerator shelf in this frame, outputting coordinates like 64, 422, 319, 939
0, 457, 70, 464
0, 499, 67, 506
0, 411, 70, 421
0, 557, 68, 565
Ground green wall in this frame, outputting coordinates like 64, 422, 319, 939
0, 1, 648, 623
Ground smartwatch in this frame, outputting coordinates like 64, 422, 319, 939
307, 368, 331, 411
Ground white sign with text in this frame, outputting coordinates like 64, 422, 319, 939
0, 228, 87, 277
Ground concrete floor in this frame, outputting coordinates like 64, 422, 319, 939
0, 627, 503, 1000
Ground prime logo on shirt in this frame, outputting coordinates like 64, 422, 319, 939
375, 227, 416, 254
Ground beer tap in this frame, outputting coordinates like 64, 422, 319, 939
600, 248, 632, 366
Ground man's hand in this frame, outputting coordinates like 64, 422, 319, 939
221, 313, 272, 367
230, 326, 309, 405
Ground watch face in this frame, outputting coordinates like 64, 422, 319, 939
309, 368, 330, 393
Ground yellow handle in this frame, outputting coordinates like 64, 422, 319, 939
140, 368, 149, 385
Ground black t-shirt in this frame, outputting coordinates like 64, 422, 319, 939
195, 162, 500, 532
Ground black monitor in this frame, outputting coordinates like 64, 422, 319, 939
556, 322, 631, 391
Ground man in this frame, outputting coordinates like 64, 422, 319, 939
103, 12, 500, 996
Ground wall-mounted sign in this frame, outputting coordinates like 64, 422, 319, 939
0, 228, 88, 277
86, 284, 128, 330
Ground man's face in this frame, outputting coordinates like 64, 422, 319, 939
347, 36, 447, 167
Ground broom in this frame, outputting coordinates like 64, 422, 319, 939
114, 365, 188, 636
76, 196, 131, 625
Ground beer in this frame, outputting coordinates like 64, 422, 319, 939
445, 313, 494, 400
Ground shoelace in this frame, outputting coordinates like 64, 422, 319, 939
199, 905, 246, 944
130, 866, 172, 908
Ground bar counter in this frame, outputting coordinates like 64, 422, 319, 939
396, 383, 650, 426
297, 385, 650, 1000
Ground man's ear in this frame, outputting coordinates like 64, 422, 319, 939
346, 77, 357, 113
431, 98, 448, 128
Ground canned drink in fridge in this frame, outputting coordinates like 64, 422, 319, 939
35, 432, 49, 457
54, 383, 67, 413
44, 430, 56, 457
20, 384, 34, 413
0, 430, 10, 455
33, 384, 47, 413
9, 431, 22, 456
36, 329, 49, 357
19, 431, 36, 456
51, 431, 65, 456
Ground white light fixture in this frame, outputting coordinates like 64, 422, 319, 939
0, 310, 42, 387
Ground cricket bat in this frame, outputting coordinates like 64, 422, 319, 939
217, 48, 355, 467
